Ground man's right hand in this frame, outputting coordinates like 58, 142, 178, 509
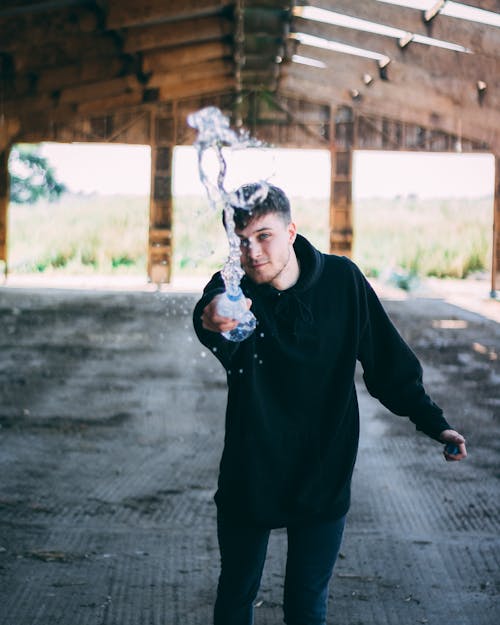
200, 294, 252, 334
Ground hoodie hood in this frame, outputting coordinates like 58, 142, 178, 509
242, 234, 325, 338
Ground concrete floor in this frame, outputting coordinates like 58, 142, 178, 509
0, 285, 498, 625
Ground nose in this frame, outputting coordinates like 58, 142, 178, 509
246, 240, 262, 260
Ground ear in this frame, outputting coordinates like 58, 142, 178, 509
288, 221, 297, 244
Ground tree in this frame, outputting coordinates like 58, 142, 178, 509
9, 145, 66, 204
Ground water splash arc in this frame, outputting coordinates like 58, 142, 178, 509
187, 106, 269, 296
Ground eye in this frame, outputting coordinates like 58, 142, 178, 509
239, 239, 250, 248
258, 233, 270, 241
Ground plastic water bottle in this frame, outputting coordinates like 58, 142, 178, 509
216, 287, 256, 342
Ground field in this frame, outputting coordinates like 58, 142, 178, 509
5, 193, 493, 283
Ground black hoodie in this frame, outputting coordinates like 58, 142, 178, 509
193, 235, 451, 528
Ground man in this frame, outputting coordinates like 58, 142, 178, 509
192, 183, 466, 625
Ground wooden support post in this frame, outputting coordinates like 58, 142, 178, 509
329, 106, 354, 256
148, 110, 175, 284
0, 148, 10, 279
492, 155, 500, 298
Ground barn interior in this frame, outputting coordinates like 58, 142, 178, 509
1, 4, 499, 624
0, 0, 499, 292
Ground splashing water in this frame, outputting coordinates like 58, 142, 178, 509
187, 106, 269, 297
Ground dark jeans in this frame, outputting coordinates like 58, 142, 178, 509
214, 512, 346, 625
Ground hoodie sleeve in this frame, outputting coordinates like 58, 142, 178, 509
354, 266, 451, 441
192, 272, 241, 370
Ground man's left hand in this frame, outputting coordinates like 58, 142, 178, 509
439, 429, 467, 462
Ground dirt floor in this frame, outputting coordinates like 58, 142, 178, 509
0, 277, 498, 625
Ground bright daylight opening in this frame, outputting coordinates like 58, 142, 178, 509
8, 143, 150, 280
6, 143, 495, 290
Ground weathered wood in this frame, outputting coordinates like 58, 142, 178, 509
0, 148, 10, 276
283, 63, 498, 152
293, 38, 500, 112
493, 154, 500, 296
293, 17, 500, 86
0, 118, 20, 153
77, 92, 144, 116
148, 111, 175, 284
59, 75, 141, 104
148, 59, 232, 89
123, 16, 232, 53
107, 0, 229, 29
158, 75, 235, 102
36, 58, 128, 93
12, 33, 120, 72
454, 0, 500, 12
0, 7, 100, 52
142, 40, 232, 73
311, 0, 500, 59
330, 107, 354, 256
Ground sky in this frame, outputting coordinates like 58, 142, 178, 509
37, 142, 495, 199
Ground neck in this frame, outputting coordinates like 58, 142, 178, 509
271, 247, 300, 291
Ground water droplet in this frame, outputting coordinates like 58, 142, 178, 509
201, 351, 207, 358
238, 369, 243, 374
212, 347, 218, 353
259, 360, 263, 365
260, 332, 265, 338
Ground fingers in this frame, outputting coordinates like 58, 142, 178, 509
440, 429, 467, 462
200, 298, 239, 333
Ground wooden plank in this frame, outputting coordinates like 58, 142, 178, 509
0, 7, 100, 52
107, 0, 229, 29
148, 59, 232, 89
77, 91, 144, 116
59, 75, 141, 104
293, 17, 500, 85
0, 148, 10, 272
294, 40, 500, 111
311, 0, 500, 59
493, 154, 500, 296
12, 33, 119, 72
123, 15, 232, 53
36, 58, 127, 92
454, 0, 500, 11
0, 118, 20, 153
158, 74, 235, 101
142, 40, 232, 73
282, 67, 499, 151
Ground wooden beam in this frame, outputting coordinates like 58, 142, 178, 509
36, 57, 128, 93
493, 154, 500, 297
295, 39, 500, 112
59, 75, 141, 104
293, 17, 500, 85
158, 74, 235, 101
0, 118, 20, 153
77, 91, 144, 116
282, 66, 499, 151
123, 16, 232, 53
310, 0, 500, 59
12, 33, 120, 73
0, 7, 100, 52
142, 40, 233, 73
0, 147, 10, 276
107, 0, 230, 29
148, 58, 232, 89
454, 0, 500, 11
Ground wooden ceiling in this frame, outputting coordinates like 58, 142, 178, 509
1, 0, 499, 152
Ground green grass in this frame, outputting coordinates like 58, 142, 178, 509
6, 193, 493, 282
353, 196, 492, 280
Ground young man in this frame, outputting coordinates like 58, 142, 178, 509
193, 183, 466, 625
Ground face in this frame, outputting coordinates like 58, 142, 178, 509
235, 213, 297, 287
